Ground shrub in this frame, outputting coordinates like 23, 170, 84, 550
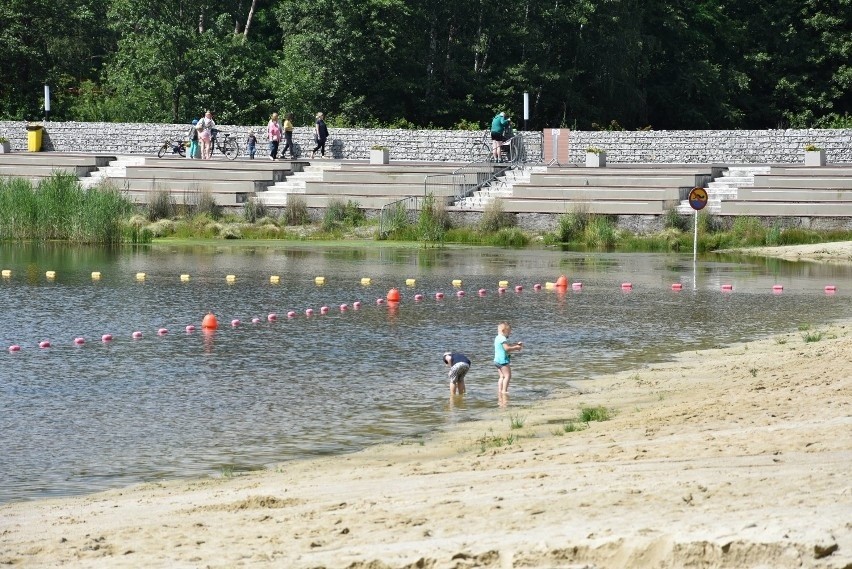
663, 208, 689, 231
418, 193, 449, 244
147, 190, 174, 221
194, 191, 221, 220
283, 195, 309, 225
557, 205, 590, 242
584, 215, 617, 249
480, 198, 515, 232
323, 198, 365, 231
243, 200, 269, 223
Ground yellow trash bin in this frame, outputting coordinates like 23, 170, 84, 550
27, 124, 43, 152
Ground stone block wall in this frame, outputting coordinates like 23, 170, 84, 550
0, 121, 850, 164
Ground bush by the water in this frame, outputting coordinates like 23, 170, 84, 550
0, 174, 138, 244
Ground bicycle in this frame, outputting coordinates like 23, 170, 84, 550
470, 130, 512, 163
157, 138, 187, 158
209, 129, 239, 160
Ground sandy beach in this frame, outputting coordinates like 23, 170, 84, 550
2, 244, 851, 569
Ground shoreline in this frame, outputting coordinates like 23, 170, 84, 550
2, 319, 850, 568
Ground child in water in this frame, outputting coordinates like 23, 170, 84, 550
443, 352, 471, 395
494, 322, 523, 394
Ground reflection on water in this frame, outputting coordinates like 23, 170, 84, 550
1, 242, 850, 503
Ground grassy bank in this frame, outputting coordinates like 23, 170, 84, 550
0, 174, 140, 244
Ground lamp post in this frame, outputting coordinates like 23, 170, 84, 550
44, 85, 50, 122
523, 92, 529, 131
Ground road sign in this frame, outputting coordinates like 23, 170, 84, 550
688, 187, 708, 211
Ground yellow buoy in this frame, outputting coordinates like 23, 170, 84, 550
270, 275, 280, 284
180, 274, 190, 282
46, 271, 56, 279
360, 277, 372, 285
498, 280, 509, 287
452, 279, 462, 287
1, 269, 11, 278
315, 276, 325, 285
545, 282, 555, 289
91, 272, 101, 280
136, 272, 146, 281
226, 274, 236, 283
405, 278, 416, 286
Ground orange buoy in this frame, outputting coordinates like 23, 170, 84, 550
202, 313, 218, 330
556, 275, 568, 288
387, 288, 401, 302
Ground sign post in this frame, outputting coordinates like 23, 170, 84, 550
688, 187, 709, 290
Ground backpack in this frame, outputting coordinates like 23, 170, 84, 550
188, 124, 199, 141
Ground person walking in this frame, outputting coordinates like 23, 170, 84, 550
311, 112, 329, 159
281, 113, 295, 158
267, 112, 282, 160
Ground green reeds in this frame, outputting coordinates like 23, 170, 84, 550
0, 174, 135, 244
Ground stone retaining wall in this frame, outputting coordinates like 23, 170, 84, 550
1, 121, 850, 164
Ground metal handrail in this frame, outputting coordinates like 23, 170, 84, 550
378, 133, 529, 237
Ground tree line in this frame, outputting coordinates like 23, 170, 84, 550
1, 0, 849, 130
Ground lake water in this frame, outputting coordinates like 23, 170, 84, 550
1, 242, 850, 504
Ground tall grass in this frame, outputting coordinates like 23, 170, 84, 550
0, 174, 135, 244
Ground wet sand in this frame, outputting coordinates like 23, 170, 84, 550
1, 244, 851, 569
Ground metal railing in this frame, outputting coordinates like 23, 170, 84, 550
378, 133, 528, 237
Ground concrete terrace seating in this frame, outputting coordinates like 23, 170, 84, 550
292, 162, 478, 210
0, 153, 114, 182
88, 157, 308, 206
496, 165, 715, 215
720, 165, 852, 216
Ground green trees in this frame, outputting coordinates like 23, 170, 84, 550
0, 0, 848, 129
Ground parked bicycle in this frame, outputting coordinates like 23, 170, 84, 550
209, 129, 239, 160
157, 138, 187, 158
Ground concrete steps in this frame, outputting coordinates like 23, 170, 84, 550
451, 166, 535, 210
80, 156, 145, 188
255, 162, 341, 206
676, 166, 770, 214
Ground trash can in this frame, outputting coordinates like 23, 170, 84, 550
26, 124, 43, 152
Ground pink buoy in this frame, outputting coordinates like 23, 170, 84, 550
353, 301, 362, 309
825, 285, 837, 293
305, 308, 314, 316
251, 317, 261, 324
39, 340, 51, 348
457, 290, 465, 297
721, 284, 733, 292
186, 325, 196, 333
376, 298, 385, 305
621, 283, 633, 290
9, 345, 21, 352
498, 287, 506, 294
231, 319, 240, 327
414, 294, 423, 301
478, 288, 487, 296
435, 292, 445, 300
572, 282, 583, 291
320, 306, 329, 314
101, 334, 113, 342
533, 283, 542, 291
515, 285, 523, 292
287, 311, 297, 318
671, 283, 683, 291
267, 313, 277, 322
339, 304, 348, 311
131, 332, 142, 340
772, 285, 784, 294
74, 337, 85, 345
157, 328, 168, 336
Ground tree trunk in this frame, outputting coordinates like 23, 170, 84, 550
243, 0, 257, 38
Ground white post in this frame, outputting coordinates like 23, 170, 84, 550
693, 209, 698, 263
523, 92, 529, 131
44, 85, 51, 121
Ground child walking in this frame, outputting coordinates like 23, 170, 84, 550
494, 322, 523, 394
246, 131, 257, 159
443, 352, 471, 396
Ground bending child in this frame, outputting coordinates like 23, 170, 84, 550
443, 352, 471, 395
494, 322, 523, 394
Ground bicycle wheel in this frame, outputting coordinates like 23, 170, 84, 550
222, 138, 239, 160
157, 143, 168, 159
178, 143, 186, 158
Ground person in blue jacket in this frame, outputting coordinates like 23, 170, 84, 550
490, 111, 511, 161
